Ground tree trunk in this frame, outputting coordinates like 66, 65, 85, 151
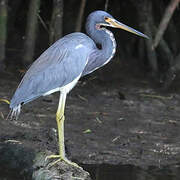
23, 0, 41, 66
8, 0, 21, 33
0, 0, 8, 70
75, 0, 86, 32
134, 0, 158, 76
49, 0, 63, 45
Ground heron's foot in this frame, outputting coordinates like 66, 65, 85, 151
0, 98, 10, 104
46, 154, 82, 169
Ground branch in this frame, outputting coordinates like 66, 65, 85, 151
104, 0, 109, 11
153, 0, 180, 49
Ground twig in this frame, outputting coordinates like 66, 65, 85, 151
112, 136, 120, 142
140, 94, 173, 100
37, 13, 49, 34
95, 117, 102, 124
4, 139, 22, 144
104, 0, 109, 11
78, 94, 88, 102
153, 0, 180, 49
0, 112, 4, 119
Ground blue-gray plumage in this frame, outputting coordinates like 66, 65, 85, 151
10, 33, 95, 108
9, 10, 148, 167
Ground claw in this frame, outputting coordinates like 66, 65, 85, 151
46, 154, 83, 169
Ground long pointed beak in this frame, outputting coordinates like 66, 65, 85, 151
105, 17, 149, 39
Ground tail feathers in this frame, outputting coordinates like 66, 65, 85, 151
7, 104, 21, 120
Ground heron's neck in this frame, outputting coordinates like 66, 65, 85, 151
87, 24, 116, 64
99, 29, 116, 65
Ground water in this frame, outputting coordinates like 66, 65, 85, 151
1, 163, 180, 179
82, 163, 180, 180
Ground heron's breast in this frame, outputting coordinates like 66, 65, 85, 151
43, 74, 81, 96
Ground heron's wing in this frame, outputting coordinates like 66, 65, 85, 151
10, 33, 93, 108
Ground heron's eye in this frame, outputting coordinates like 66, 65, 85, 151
104, 17, 109, 21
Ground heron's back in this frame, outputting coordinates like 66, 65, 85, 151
10, 32, 96, 109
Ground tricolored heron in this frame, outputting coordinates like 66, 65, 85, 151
10, 11, 148, 168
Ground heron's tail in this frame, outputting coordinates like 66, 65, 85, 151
0, 98, 20, 120
7, 104, 21, 120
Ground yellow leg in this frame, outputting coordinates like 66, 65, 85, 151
46, 92, 82, 169
57, 92, 66, 158
0, 98, 10, 104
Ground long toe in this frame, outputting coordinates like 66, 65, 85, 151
63, 157, 83, 169
46, 154, 82, 169
45, 154, 60, 161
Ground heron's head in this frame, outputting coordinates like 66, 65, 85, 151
87, 10, 148, 39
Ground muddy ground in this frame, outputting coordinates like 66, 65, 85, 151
1, 59, 180, 178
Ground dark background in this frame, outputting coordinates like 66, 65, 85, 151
2, 0, 179, 87
1, 1, 180, 179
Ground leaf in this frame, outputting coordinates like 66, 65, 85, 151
83, 129, 92, 133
